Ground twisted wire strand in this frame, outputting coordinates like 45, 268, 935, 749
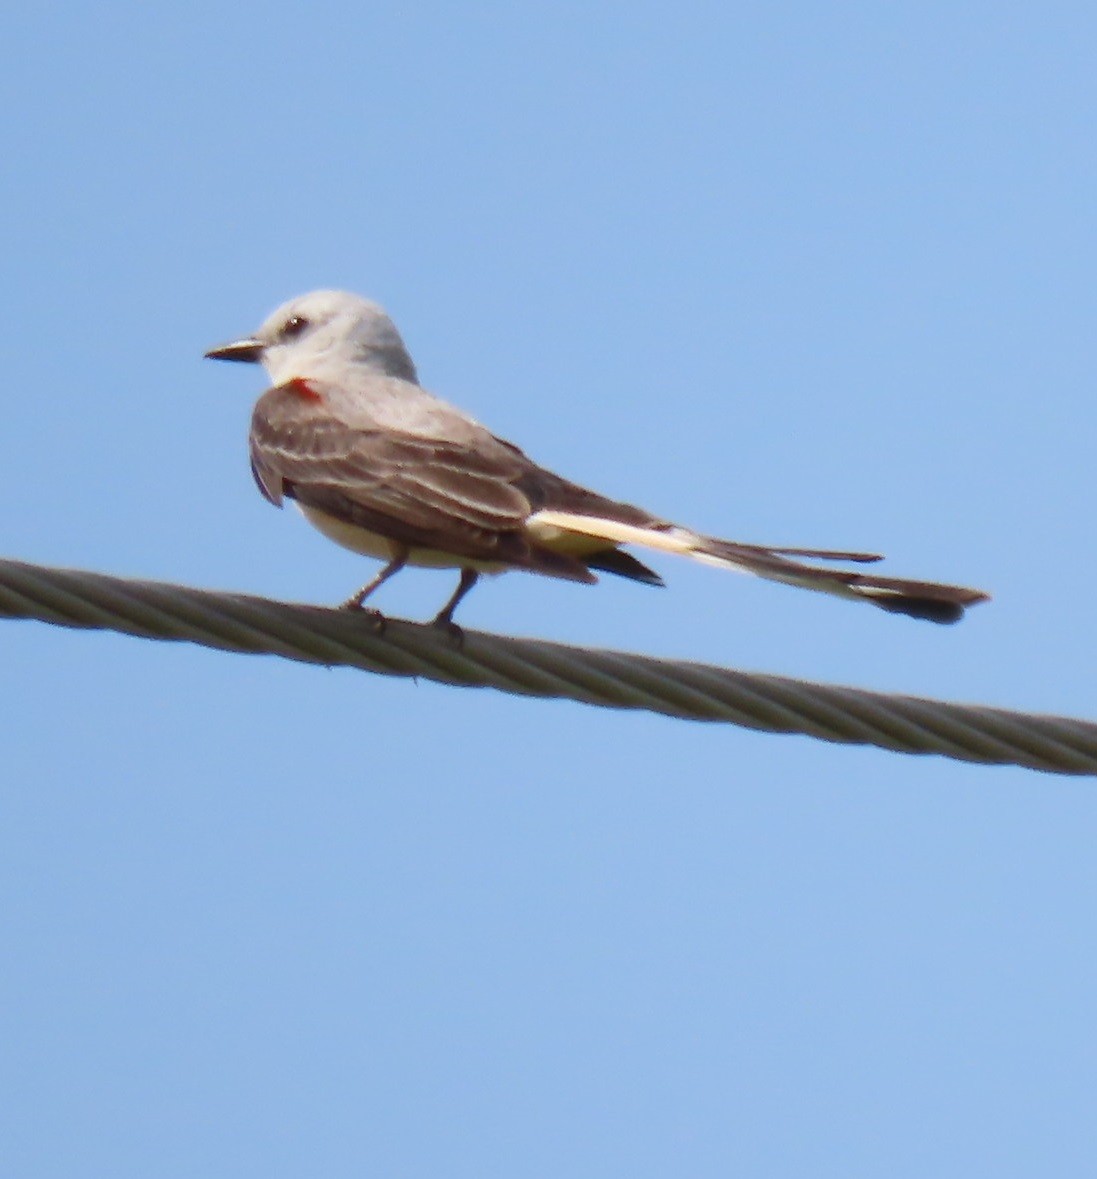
0, 556, 1093, 776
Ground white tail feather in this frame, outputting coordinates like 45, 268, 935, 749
528, 510, 701, 558
525, 509, 987, 622
528, 510, 863, 598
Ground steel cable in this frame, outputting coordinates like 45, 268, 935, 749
0, 556, 1093, 776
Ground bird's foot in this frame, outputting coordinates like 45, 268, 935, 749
431, 615, 465, 648
341, 599, 387, 634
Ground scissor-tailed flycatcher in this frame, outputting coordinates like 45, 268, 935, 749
205, 290, 988, 627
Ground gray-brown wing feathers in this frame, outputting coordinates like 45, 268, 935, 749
249, 384, 598, 580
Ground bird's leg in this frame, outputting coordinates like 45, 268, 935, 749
341, 547, 409, 618
432, 568, 479, 641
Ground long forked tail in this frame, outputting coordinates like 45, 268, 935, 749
526, 510, 989, 624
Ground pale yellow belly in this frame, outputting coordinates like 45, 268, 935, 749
297, 504, 616, 573
298, 504, 509, 572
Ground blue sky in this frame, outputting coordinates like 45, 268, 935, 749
2, 3, 1096, 1175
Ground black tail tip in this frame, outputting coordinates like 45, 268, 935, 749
871, 596, 967, 624
584, 548, 665, 587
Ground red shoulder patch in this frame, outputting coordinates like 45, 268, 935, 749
285, 377, 322, 402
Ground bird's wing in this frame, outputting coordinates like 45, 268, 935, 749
249, 383, 593, 578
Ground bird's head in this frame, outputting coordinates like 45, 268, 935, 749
204, 290, 418, 385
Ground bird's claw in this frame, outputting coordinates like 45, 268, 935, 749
431, 616, 465, 648
341, 600, 387, 634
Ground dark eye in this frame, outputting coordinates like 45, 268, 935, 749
281, 315, 310, 340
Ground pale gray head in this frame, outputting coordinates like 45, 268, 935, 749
204, 290, 418, 385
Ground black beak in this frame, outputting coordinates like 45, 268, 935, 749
204, 337, 264, 363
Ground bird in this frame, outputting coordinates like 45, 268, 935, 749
205, 290, 988, 629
